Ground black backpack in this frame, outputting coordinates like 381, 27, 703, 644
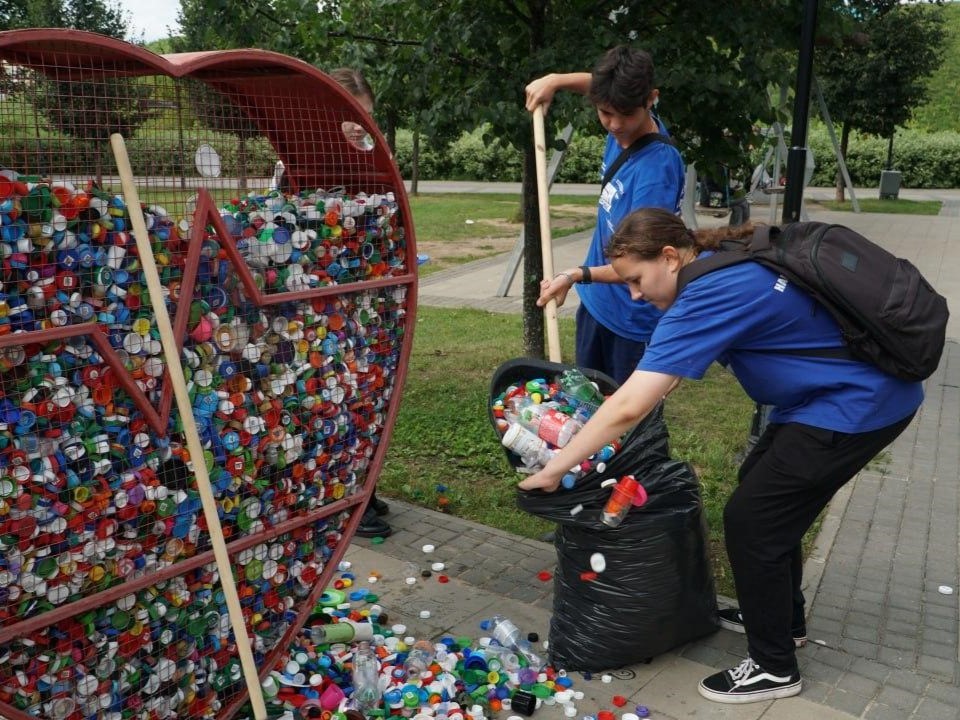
676, 222, 949, 382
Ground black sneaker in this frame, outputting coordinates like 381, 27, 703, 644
698, 657, 802, 704
355, 508, 393, 538
717, 607, 807, 648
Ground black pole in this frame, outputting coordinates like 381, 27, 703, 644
782, 0, 819, 223
886, 134, 894, 170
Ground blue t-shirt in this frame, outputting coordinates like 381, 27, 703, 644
639, 258, 923, 433
578, 124, 685, 342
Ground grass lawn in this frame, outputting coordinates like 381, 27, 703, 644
408, 193, 597, 276
811, 197, 942, 215
379, 306, 757, 597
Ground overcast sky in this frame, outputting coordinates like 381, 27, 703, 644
117, 0, 181, 43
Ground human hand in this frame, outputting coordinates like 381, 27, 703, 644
525, 74, 557, 114
517, 466, 565, 492
537, 272, 574, 308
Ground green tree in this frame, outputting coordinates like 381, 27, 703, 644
817, 1, 947, 200
2, 0, 130, 37
18, 0, 151, 179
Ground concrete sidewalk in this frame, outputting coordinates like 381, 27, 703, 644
358, 197, 960, 720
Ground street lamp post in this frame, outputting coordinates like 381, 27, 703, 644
782, 0, 819, 223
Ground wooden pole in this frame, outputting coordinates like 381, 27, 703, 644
110, 133, 268, 720
533, 106, 562, 362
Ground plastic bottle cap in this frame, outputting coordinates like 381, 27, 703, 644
632, 482, 648, 507
422, 544, 435, 553
589, 553, 606, 573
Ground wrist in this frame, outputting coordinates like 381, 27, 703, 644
578, 265, 592, 284
554, 271, 575, 286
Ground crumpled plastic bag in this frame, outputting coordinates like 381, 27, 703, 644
491, 358, 718, 671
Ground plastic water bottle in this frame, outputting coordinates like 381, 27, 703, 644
502, 423, 556, 468
351, 641, 380, 713
487, 615, 546, 670
482, 643, 521, 672
558, 369, 605, 419
515, 400, 582, 448
403, 639, 435, 680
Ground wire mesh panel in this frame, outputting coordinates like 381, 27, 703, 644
0, 29, 416, 720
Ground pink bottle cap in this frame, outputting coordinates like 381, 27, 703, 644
632, 482, 648, 507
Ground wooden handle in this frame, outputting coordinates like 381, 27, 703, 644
533, 106, 562, 362
110, 134, 268, 720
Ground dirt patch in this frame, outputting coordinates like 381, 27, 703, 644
417, 204, 596, 273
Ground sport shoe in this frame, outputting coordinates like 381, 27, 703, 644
698, 657, 802, 704
355, 508, 393, 538
717, 607, 807, 648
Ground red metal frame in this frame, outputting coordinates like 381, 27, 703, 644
0, 28, 419, 720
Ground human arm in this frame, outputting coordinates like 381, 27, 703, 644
517, 370, 680, 492
537, 264, 623, 308
525, 72, 591, 113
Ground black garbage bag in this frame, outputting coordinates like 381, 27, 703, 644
490, 358, 718, 672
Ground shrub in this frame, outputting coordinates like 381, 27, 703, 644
554, 132, 605, 183
802, 126, 960, 188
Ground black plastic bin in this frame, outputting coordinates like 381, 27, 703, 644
490, 358, 718, 671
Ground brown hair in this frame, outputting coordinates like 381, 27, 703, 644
329, 67, 374, 106
605, 208, 760, 260
588, 46, 655, 114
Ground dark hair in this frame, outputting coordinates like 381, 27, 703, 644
588, 46, 656, 114
605, 208, 759, 260
329, 67, 374, 106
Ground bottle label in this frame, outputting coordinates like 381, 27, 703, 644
502, 423, 547, 460
537, 409, 571, 447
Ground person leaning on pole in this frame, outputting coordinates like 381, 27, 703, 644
525, 46, 685, 386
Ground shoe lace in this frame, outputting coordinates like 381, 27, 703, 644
728, 657, 759, 683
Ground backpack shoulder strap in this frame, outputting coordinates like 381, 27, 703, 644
601, 133, 673, 189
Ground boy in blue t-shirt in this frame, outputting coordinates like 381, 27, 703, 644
526, 46, 685, 385
522, 208, 924, 705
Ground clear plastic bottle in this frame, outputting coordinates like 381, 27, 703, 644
516, 401, 582, 448
487, 615, 546, 670
558, 369, 605, 418
501, 423, 555, 468
403, 639, 435, 680
352, 641, 380, 714
482, 643, 521, 672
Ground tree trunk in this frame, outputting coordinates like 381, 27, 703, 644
521, 146, 545, 358
384, 109, 397, 155
411, 129, 420, 196
835, 122, 852, 203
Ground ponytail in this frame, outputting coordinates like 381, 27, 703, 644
606, 207, 761, 259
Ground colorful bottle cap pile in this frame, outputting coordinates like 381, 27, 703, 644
260, 563, 651, 720
0, 172, 414, 717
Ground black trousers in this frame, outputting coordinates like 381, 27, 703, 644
726, 413, 915, 674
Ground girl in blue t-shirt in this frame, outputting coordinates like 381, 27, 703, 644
524, 207, 923, 705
